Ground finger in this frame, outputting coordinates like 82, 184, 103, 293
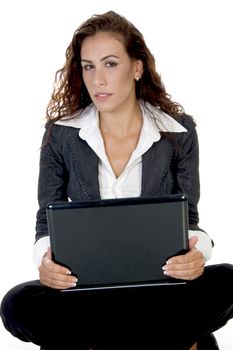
38, 257, 78, 289
163, 250, 205, 281
40, 278, 78, 289
40, 256, 71, 275
163, 266, 204, 280
40, 278, 77, 289
166, 249, 203, 265
42, 247, 71, 275
163, 267, 202, 279
189, 235, 198, 250
40, 272, 78, 289
46, 247, 52, 259
164, 256, 205, 272
163, 258, 205, 279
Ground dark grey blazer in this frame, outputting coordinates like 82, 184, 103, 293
36, 114, 200, 241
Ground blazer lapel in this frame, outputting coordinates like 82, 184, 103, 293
67, 127, 175, 200
68, 129, 101, 200
141, 138, 175, 196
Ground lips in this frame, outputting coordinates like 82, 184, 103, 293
94, 92, 113, 102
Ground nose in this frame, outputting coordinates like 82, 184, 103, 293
93, 68, 106, 87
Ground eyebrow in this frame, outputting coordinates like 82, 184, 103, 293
81, 55, 120, 63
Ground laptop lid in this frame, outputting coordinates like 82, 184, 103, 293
47, 194, 189, 291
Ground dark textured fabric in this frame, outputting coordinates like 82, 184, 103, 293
36, 115, 201, 242
1, 264, 233, 349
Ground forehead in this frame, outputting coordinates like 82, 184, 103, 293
80, 32, 127, 59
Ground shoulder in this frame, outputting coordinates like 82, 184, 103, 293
45, 120, 79, 137
42, 121, 81, 151
171, 113, 197, 133
169, 114, 198, 149
171, 114, 199, 155
141, 101, 196, 134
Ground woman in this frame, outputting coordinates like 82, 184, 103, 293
1, 10, 233, 350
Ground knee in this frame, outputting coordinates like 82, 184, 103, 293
203, 263, 233, 301
1, 280, 40, 328
205, 263, 233, 278
1, 283, 26, 325
213, 263, 233, 279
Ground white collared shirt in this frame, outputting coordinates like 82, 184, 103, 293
33, 102, 212, 266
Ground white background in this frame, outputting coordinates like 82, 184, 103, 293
0, 0, 232, 349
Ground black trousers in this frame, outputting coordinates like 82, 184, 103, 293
1, 264, 233, 350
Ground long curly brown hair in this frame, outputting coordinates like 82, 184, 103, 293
46, 10, 184, 122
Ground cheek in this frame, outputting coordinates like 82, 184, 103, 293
112, 69, 134, 88
122, 72, 135, 92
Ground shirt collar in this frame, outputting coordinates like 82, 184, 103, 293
139, 100, 187, 133
55, 101, 187, 141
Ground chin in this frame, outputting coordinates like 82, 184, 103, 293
94, 102, 116, 114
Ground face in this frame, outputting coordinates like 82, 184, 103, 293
80, 32, 143, 114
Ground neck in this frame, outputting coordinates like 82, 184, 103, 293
99, 101, 143, 137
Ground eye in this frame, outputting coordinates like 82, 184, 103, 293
105, 61, 117, 68
82, 64, 95, 71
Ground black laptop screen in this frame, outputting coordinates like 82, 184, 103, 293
47, 194, 188, 289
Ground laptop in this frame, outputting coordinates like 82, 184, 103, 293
47, 194, 189, 291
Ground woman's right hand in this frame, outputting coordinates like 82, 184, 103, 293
38, 248, 78, 289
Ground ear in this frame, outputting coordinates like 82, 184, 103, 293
134, 60, 143, 80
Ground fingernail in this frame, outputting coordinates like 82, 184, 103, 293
66, 270, 71, 275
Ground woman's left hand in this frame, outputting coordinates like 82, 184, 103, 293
162, 236, 205, 280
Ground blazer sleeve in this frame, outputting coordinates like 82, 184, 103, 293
173, 116, 201, 230
35, 124, 69, 241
